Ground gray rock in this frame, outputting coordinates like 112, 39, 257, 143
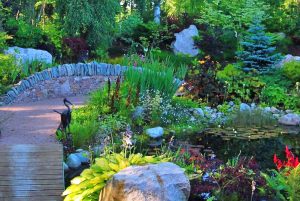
270, 106, 280, 114
5, 46, 52, 64
240, 103, 251, 112
286, 110, 293, 114
99, 162, 190, 201
60, 80, 71, 95
75, 150, 90, 163
172, 25, 199, 57
278, 113, 300, 126
63, 162, 70, 172
276, 54, 300, 68
264, 107, 271, 113
250, 103, 256, 109
228, 101, 235, 107
66, 154, 81, 169
146, 127, 164, 138
194, 108, 204, 117
93, 145, 104, 155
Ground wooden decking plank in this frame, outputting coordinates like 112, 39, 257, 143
0, 144, 64, 200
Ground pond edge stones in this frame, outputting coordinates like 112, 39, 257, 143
278, 113, 300, 126
146, 127, 164, 138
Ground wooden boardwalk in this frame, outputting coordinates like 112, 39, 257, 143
0, 144, 64, 201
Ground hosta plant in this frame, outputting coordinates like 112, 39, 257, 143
62, 152, 169, 201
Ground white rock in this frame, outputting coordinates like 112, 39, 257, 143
194, 108, 204, 117
172, 25, 199, 56
277, 54, 300, 68
278, 113, 300, 126
264, 107, 271, 113
270, 106, 280, 114
5, 46, 52, 65
99, 162, 190, 201
66, 154, 81, 169
146, 127, 164, 138
240, 103, 251, 112
75, 150, 90, 163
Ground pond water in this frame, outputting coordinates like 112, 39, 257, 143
186, 125, 300, 170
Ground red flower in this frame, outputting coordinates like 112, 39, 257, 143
273, 146, 299, 171
273, 154, 283, 170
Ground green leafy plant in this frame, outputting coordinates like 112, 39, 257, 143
62, 152, 169, 201
282, 61, 300, 83
4, 18, 43, 48
0, 54, 20, 94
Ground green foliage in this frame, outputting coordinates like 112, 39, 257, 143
130, 22, 174, 53
57, 0, 120, 49
21, 60, 52, 78
197, 0, 269, 39
265, 0, 300, 34
282, 61, 300, 83
68, 106, 100, 147
237, 20, 282, 73
260, 85, 299, 109
0, 54, 19, 94
217, 64, 243, 81
4, 18, 43, 48
62, 152, 169, 201
262, 166, 300, 201
0, 32, 11, 52
226, 108, 276, 127
172, 97, 199, 108
40, 18, 64, 52
163, 0, 204, 16
123, 55, 183, 99
116, 12, 143, 37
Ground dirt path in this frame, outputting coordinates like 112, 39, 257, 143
0, 96, 86, 145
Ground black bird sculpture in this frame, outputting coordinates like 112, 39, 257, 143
54, 98, 73, 132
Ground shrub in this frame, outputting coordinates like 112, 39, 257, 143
116, 12, 143, 37
185, 56, 225, 105
236, 20, 282, 73
0, 54, 19, 93
260, 85, 287, 108
4, 18, 43, 48
282, 61, 300, 83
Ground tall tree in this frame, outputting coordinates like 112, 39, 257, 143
236, 20, 282, 73
56, 0, 120, 49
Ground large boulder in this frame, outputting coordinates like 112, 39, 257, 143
278, 113, 300, 126
146, 127, 164, 138
4, 46, 52, 65
276, 54, 300, 68
172, 25, 199, 56
99, 162, 190, 201
240, 103, 251, 112
66, 154, 81, 169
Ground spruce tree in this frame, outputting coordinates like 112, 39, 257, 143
236, 20, 281, 73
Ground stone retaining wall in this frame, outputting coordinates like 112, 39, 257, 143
3, 62, 183, 104
3, 62, 128, 104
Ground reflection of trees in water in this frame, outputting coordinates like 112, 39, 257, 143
198, 134, 298, 170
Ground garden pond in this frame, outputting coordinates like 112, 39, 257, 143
179, 125, 300, 170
